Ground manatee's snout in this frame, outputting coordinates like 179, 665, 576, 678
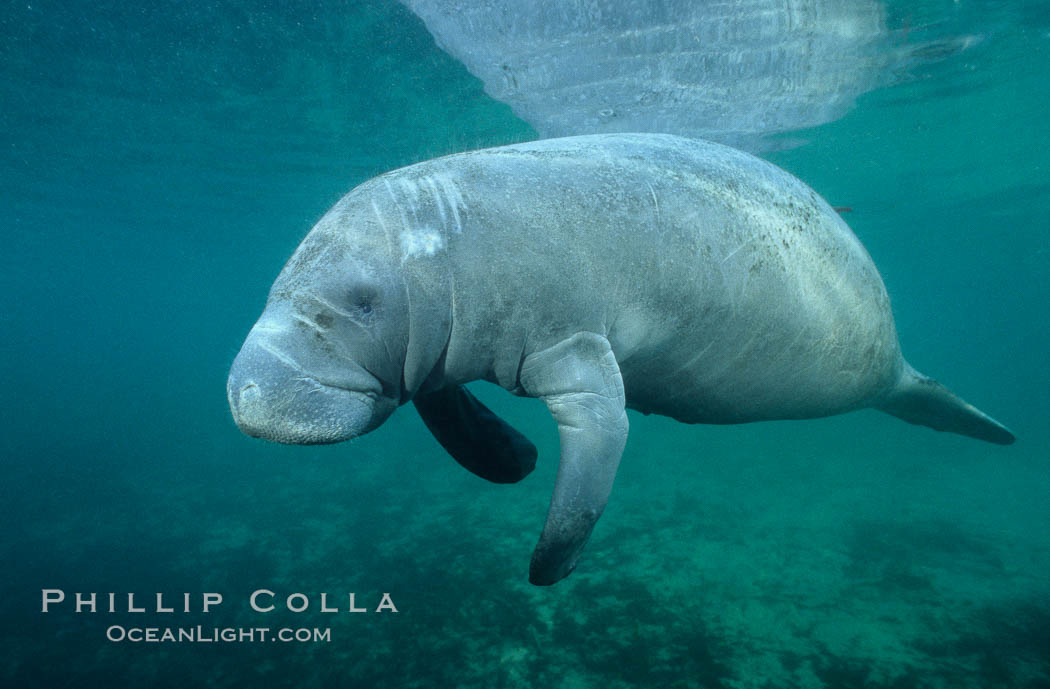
227, 330, 391, 445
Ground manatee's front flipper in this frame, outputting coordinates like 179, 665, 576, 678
414, 385, 538, 484
519, 332, 629, 586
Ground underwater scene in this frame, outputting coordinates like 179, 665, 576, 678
2, 1, 1048, 687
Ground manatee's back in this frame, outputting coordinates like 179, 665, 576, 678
366, 134, 894, 421
411, 134, 898, 422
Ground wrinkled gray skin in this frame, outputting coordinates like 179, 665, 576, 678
228, 133, 1013, 586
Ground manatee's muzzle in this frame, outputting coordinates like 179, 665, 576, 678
227, 335, 389, 445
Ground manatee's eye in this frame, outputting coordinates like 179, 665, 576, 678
347, 286, 378, 323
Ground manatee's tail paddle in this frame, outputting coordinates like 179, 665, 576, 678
878, 363, 1015, 445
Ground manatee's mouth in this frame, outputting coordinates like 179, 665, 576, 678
227, 342, 391, 445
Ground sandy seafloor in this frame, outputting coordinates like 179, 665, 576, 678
1, 1, 1048, 687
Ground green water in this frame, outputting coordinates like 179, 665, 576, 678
1, 1, 1047, 687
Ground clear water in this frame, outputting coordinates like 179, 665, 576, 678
2, 1, 1048, 687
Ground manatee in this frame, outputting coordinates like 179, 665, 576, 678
227, 133, 1014, 586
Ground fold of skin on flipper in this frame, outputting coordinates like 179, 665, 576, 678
228, 133, 1015, 587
